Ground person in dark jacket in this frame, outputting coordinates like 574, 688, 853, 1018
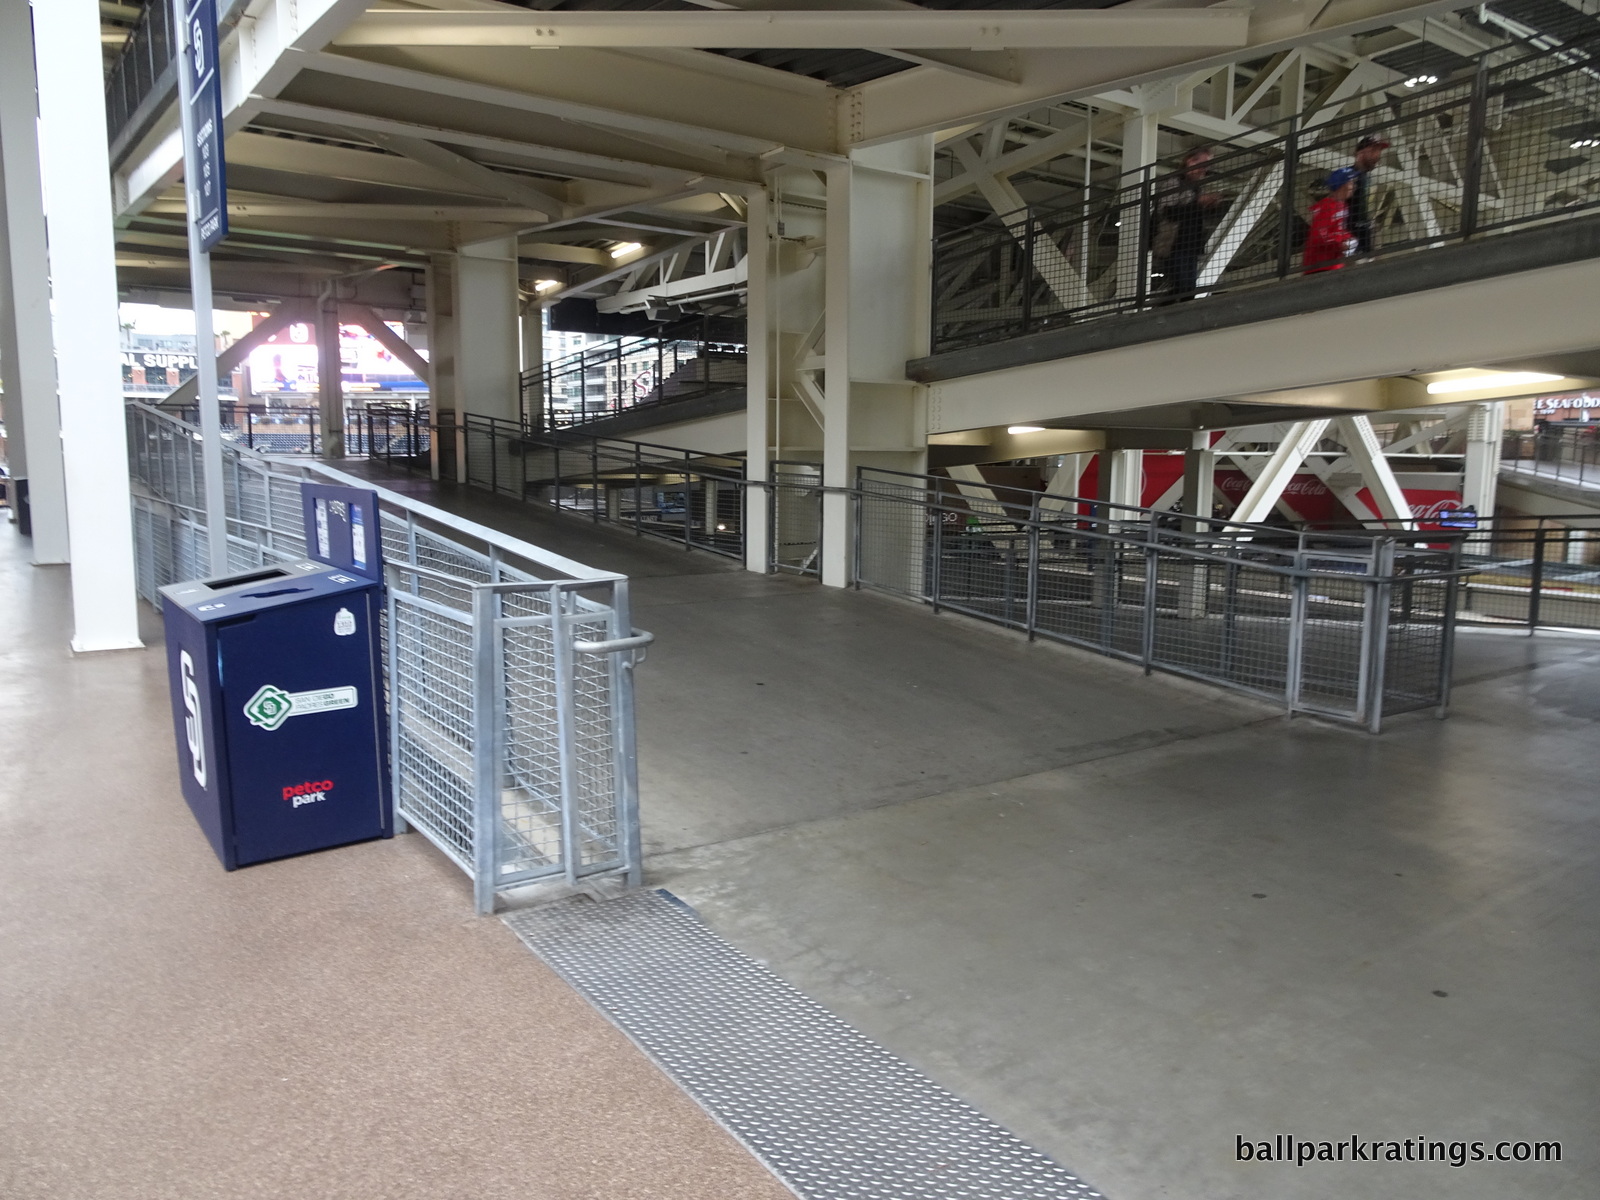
1305, 167, 1360, 273
1153, 147, 1219, 302
1348, 133, 1389, 254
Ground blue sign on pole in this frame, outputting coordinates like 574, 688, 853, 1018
183, 0, 228, 250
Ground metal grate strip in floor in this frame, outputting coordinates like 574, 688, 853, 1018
503, 889, 1105, 1200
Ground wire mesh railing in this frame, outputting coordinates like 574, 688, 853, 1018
1453, 513, 1600, 629
853, 467, 1463, 730
461, 414, 750, 560
932, 32, 1600, 352
524, 334, 745, 432
160, 402, 432, 460
126, 401, 647, 913
1502, 424, 1600, 489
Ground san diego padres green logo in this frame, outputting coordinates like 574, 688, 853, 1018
244, 684, 358, 732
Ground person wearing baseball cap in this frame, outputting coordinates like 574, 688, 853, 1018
1304, 167, 1361, 273
1349, 133, 1390, 253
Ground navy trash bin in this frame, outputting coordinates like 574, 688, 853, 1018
160, 560, 392, 869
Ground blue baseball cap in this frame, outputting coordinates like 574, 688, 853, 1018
1325, 166, 1360, 190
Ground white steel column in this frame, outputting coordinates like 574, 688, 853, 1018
1460, 401, 1504, 520
1180, 431, 1216, 532
0, 0, 67, 562
1104, 448, 1144, 510
1117, 108, 1159, 300
425, 255, 457, 480
820, 138, 932, 588
316, 297, 345, 458
455, 235, 521, 425
744, 185, 772, 574
519, 298, 543, 428
32, 0, 140, 650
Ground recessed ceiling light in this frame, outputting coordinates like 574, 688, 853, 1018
1008, 425, 1046, 434
1426, 371, 1563, 394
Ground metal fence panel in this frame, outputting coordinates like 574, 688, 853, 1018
853, 467, 1457, 730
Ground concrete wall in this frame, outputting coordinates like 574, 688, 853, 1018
926, 257, 1600, 435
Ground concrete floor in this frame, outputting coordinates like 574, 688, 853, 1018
353, 475, 1600, 1200
10, 469, 1597, 1200
0, 528, 791, 1200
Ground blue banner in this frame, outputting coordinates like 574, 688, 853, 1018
184, 0, 228, 250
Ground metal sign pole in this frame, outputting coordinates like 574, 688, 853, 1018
171, 0, 230, 574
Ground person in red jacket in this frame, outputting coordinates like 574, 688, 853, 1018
1304, 167, 1360, 274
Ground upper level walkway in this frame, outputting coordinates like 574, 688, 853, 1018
914, 34, 1600, 430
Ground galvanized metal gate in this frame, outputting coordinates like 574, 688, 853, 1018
127, 402, 647, 911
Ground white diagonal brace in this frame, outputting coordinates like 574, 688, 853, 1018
1040, 453, 1089, 514
946, 464, 1020, 533
161, 302, 313, 407
333, 10, 1252, 50
1230, 419, 1330, 525
340, 305, 432, 381
935, 119, 1103, 205
360, 132, 565, 218
950, 138, 1088, 310
1334, 415, 1413, 527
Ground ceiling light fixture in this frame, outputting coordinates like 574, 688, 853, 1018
1425, 371, 1563, 394
1404, 73, 1439, 88
609, 241, 643, 259
1008, 425, 1046, 434
1572, 137, 1600, 149
533, 279, 561, 292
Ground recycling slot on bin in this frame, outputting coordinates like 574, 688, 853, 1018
160, 484, 391, 870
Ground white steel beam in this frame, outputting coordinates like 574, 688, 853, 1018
597, 259, 749, 313
341, 304, 432, 381
361, 132, 564, 217
552, 234, 716, 301
935, 118, 1102, 206
334, 10, 1251, 50
162, 302, 312, 408
250, 99, 678, 188
225, 130, 509, 198
292, 48, 782, 158
148, 196, 553, 223
1230, 419, 1330, 525
950, 138, 1088, 310
1039, 453, 1089, 514
1335, 415, 1412, 526
849, 0, 1464, 146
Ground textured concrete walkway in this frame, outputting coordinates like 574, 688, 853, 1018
0, 530, 790, 1200
345, 471, 1598, 1200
